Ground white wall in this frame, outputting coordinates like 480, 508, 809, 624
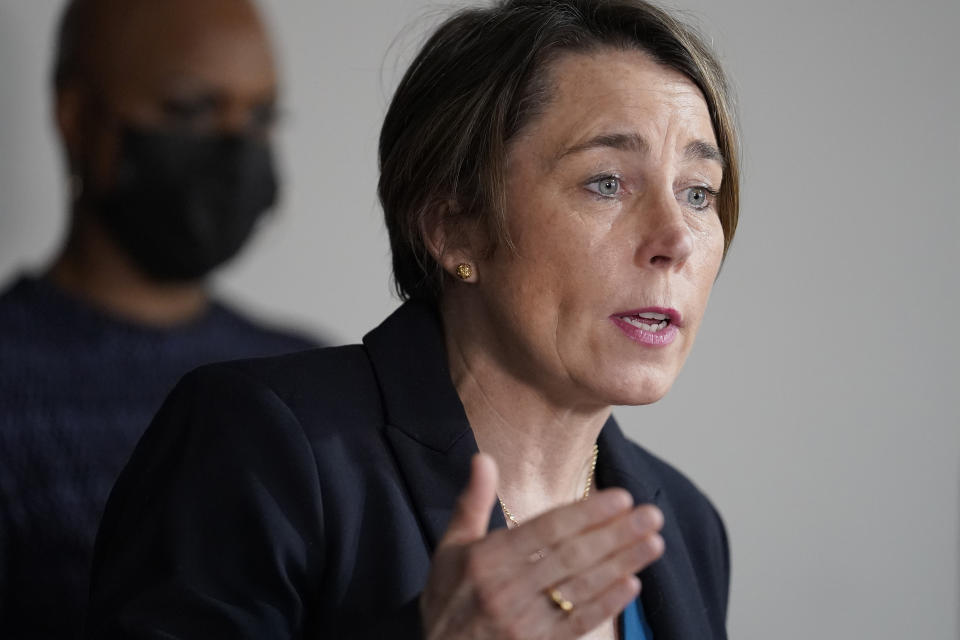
1, 1, 957, 637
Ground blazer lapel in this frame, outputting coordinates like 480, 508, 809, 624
363, 301, 506, 551
598, 418, 714, 640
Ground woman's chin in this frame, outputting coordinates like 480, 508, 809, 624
611, 386, 673, 407
589, 371, 678, 407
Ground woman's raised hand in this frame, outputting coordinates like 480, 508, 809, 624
420, 454, 665, 640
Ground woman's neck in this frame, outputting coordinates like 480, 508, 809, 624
443, 303, 611, 524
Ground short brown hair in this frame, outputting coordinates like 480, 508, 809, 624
379, 0, 740, 304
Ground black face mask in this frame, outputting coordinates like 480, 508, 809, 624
91, 126, 278, 282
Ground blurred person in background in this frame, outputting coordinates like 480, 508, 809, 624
0, 0, 321, 636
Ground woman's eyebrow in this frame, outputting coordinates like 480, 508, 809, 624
684, 139, 726, 168
552, 133, 724, 168
554, 132, 650, 163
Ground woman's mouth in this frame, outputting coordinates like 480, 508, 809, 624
620, 312, 671, 332
610, 308, 682, 346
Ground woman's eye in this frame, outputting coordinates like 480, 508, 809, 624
684, 186, 716, 210
586, 176, 622, 197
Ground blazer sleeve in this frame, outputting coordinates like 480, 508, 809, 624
84, 364, 325, 639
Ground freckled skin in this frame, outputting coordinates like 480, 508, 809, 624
461, 49, 725, 410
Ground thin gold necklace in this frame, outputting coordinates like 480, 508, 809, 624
497, 443, 599, 528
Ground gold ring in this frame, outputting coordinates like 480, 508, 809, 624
547, 587, 574, 613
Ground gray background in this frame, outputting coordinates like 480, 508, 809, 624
1, 0, 958, 637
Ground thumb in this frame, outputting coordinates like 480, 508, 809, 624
441, 453, 499, 547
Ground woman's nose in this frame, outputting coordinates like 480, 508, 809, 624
634, 193, 695, 269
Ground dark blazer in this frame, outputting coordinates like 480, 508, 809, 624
85, 301, 730, 639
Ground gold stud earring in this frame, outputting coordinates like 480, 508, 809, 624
455, 263, 473, 280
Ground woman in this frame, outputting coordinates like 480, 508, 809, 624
85, 0, 738, 638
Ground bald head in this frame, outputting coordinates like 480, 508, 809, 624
56, 0, 272, 84
54, 0, 277, 134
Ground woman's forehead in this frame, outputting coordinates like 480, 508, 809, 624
526, 49, 716, 157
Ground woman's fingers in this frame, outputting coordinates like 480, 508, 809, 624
514, 572, 645, 640
490, 503, 663, 621
506, 488, 635, 556
474, 499, 660, 628
440, 453, 499, 546
429, 461, 664, 640
545, 523, 663, 606
557, 575, 643, 639
533, 504, 664, 589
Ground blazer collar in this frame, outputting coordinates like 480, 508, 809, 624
364, 301, 713, 639
363, 301, 496, 550
363, 300, 469, 452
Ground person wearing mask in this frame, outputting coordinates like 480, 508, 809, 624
0, 0, 320, 636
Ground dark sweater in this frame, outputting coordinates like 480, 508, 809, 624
0, 274, 320, 638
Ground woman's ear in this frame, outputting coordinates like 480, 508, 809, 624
419, 200, 480, 282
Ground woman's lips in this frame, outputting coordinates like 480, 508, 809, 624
610, 307, 682, 347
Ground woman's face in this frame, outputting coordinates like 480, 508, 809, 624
470, 49, 725, 408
